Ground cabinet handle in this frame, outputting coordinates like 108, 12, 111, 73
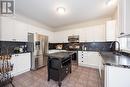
82, 61, 83, 62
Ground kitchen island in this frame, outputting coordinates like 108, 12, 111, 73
47, 52, 74, 87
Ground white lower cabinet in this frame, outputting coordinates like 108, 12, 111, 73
78, 51, 101, 69
105, 66, 130, 87
11, 53, 31, 76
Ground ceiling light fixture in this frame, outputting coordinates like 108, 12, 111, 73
57, 7, 66, 15
106, 0, 114, 6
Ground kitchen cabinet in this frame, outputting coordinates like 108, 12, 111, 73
106, 20, 116, 41
78, 51, 101, 68
14, 20, 28, 42
0, 17, 28, 42
11, 53, 31, 76
78, 51, 88, 65
105, 66, 130, 87
54, 25, 105, 43
118, 0, 130, 36
83, 25, 105, 42
0, 17, 15, 41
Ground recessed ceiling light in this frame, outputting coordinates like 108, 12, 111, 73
57, 7, 66, 15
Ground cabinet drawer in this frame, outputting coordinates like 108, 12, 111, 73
82, 54, 87, 57
78, 54, 87, 57
78, 58, 87, 63
78, 57, 83, 61
81, 51, 87, 54
78, 60, 84, 64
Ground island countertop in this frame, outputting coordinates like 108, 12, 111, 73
48, 51, 75, 59
100, 52, 130, 68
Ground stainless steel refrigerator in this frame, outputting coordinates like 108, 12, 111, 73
28, 33, 48, 70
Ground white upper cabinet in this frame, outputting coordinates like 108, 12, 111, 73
125, 0, 130, 34
14, 20, 28, 42
0, 17, 28, 42
85, 25, 105, 42
54, 25, 105, 43
106, 20, 116, 41
0, 17, 15, 41
118, 0, 130, 36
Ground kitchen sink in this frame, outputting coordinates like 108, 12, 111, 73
113, 52, 122, 56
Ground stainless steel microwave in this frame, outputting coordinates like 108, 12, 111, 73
68, 35, 79, 43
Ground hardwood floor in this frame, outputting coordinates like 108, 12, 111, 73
8, 65, 101, 87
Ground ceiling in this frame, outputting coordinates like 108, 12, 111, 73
15, 0, 117, 29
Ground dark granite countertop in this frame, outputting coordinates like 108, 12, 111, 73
48, 52, 74, 59
100, 52, 130, 68
11, 51, 31, 54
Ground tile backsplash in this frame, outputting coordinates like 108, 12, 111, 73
49, 42, 115, 52
0, 41, 33, 55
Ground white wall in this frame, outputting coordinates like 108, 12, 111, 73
53, 24, 106, 43
27, 24, 54, 43
55, 17, 112, 32
14, 15, 55, 42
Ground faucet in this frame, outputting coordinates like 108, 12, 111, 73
110, 41, 121, 54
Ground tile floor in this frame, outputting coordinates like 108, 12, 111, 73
8, 65, 101, 87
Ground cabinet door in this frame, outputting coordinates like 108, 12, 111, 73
125, 0, 130, 34
19, 53, 31, 71
118, 0, 130, 36
0, 17, 15, 41
86, 52, 100, 68
118, 0, 125, 36
11, 53, 31, 76
85, 28, 95, 42
85, 25, 105, 42
106, 20, 116, 41
14, 20, 28, 42
105, 66, 130, 87
94, 26, 105, 42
